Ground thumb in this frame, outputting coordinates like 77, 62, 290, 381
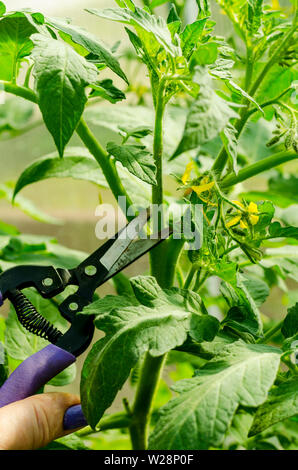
0, 392, 81, 450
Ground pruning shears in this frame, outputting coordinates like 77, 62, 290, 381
0, 209, 170, 429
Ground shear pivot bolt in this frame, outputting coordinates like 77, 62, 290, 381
43, 277, 53, 287
69, 302, 79, 312
85, 265, 97, 276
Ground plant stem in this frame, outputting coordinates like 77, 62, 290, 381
248, 15, 297, 98
184, 264, 197, 289
212, 9, 297, 177
129, 353, 167, 450
77, 412, 131, 437
0, 80, 37, 103
76, 118, 134, 219
221, 150, 297, 188
130, 80, 168, 451
256, 320, 283, 344
163, 237, 185, 289
150, 80, 166, 284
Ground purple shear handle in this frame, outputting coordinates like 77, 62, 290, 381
0, 343, 87, 430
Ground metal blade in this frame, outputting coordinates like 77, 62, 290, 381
99, 209, 150, 272
101, 227, 172, 284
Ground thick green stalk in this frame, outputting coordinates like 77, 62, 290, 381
76, 119, 134, 218
150, 81, 166, 284
163, 237, 185, 289
221, 150, 297, 188
130, 81, 167, 450
0, 81, 38, 103
129, 354, 167, 450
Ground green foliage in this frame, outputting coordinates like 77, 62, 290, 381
106, 142, 157, 185
249, 377, 298, 436
13, 148, 109, 198
0, 0, 297, 452
0, 16, 36, 81
81, 275, 219, 428
172, 69, 239, 158
31, 34, 98, 157
149, 341, 280, 449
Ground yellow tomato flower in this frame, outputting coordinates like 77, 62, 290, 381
181, 163, 216, 205
182, 161, 194, 185
227, 201, 259, 229
272, 0, 280, 9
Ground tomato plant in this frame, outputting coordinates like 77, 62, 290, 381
0, 0, 297, 451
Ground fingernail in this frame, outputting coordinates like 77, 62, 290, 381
63, 404, 87, 430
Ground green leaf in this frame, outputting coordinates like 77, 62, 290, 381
167, 4, 180, 25
269, 222, 298, 240
106, 142, 157, 185
242, 275, 269, 308
0, 220, 19, 236
261, 246, 298, 282
189, 314, 220, 343
0, 233, 86, 270
180, 19, 206, 59
150, 0, 169, 8
220, 123, 238, 174
0, 182, 60, 225
249, 378, 298, 436
13, 147, 108, 199
0, 16, 36, 81
246, 0, 263, 35
281, 303, 298, 339
4, 288, 76, 386
114, 0, 136, 10
82, 294, 138, 316
42, 434, 88, 450
31, 34, 98, 157
119, 125, 152, 140
172, 70, 238, 158
0, 96, 34, 135
244, 175, 298, 209
269, 175, 298, 206
196, 0, 210, 18
84, 103, 187, 162
45, 17, 128, 84
90, 79, 126, 103
191, 42, 218, 66
86, 7, 179, 57
81, 276, 209, 427
0, 2, 6, 16
220, 273, 263, 337
149, 341, 280, 450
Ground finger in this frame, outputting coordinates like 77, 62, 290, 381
0, 392, 82, 450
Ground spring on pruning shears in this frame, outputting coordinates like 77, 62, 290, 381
9, 290, 63, 344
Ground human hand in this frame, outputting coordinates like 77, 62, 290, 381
0, 392, 82, 450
